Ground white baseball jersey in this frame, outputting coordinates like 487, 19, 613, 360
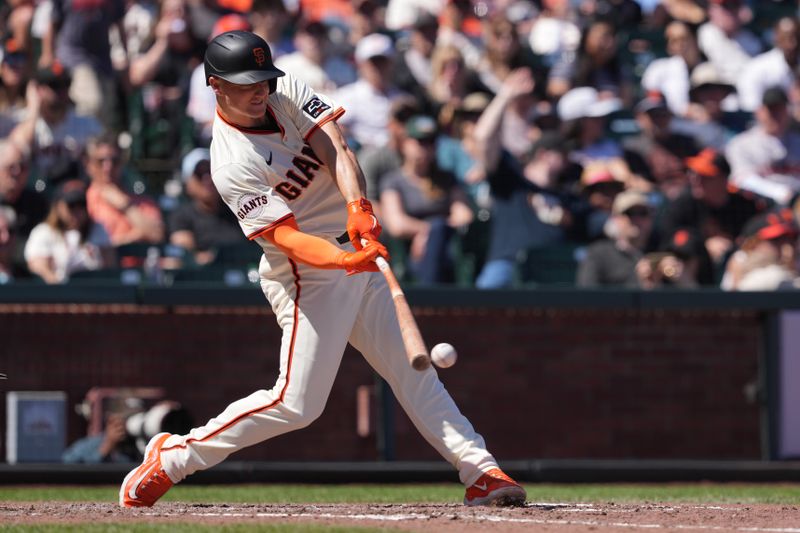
210, 72, 347, 267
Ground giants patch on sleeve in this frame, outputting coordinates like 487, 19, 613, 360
302, 97, 331, 119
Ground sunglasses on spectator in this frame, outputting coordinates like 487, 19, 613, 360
91, 155, 121, 165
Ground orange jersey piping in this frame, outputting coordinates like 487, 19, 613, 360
304, 107, 345, 141
216, 105, 285, 136
246, 213, 295, 241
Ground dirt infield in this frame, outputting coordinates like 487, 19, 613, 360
3, 501, 800, 531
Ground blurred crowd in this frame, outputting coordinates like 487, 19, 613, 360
2, 0, 800, 290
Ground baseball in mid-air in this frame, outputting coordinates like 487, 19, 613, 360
431, 343, 458, 368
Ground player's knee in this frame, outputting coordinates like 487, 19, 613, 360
285, 403, 325, 430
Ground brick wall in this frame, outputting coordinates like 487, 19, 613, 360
0, 304, 763, 462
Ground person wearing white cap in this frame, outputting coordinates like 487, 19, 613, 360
334, 33, 405, 150
168, 147, 242, 265
557, 86, 623, 166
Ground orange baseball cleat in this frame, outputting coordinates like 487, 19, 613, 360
464, 468, 527, 506
119, 432, 174, 508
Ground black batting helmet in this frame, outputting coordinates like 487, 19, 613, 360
204, 30, 285, 89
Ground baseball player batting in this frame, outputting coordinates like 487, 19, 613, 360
120, 30, 526, 508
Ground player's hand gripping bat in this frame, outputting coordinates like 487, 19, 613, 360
363, 239, 431, 371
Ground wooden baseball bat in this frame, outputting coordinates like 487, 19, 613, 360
364, 240, 431, 371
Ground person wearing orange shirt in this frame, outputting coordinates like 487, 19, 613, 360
84, 134, 164, 246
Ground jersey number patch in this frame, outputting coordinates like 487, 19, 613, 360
302, 97, 330, 119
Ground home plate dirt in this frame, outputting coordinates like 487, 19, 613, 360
3, 502, 800, 531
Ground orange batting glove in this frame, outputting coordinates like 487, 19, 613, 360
346, 198, 382, 250
335, 239, 389, 275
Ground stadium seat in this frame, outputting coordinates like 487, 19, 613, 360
453, 218, 492, 286
171, 266, 255, 286
516, 243, 585, 287
210, 242, 264, 267
68, 268, 143, 285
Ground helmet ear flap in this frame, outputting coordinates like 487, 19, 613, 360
268, 79, 278, 94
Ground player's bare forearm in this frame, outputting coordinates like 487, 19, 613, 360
309, 120, 367, 203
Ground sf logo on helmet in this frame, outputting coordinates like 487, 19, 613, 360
253, 47, 266, 66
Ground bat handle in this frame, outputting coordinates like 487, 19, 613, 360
365, 244, 400, 297
374, 255, 390, 273
362, 238, 431, 371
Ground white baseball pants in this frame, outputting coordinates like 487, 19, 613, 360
159, 259, 498, 486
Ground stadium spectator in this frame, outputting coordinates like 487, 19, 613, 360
656, 0, 706, 26
274, 20, 356, 94
1, 0, 35, 53
475, 13, 541, 97
638, 227, 712, 288
737, 17, 800, 113
335, 33, 404, 151
63, 397, 193, 464
109, 0, 158, 70
392, 13, 441, 114
725, 86, 800, 206
426, 45, 472, 120
673, 61, 744, 151
576, 189, 655, 287
9, 62, 103, 191
379, 115, 473, 284
548, 18, 633, 102
84, 134, 164, 246
557, 85, 622, 166
384, 0, 441, 31
576, 158, 628, 242
128, 0, 202, 159
527, 0, 581, 70
128, 0, 197, 88
63, 412, 139, 464
0, 139, 48, 238
581, 0, 643, 32
0, 37, 30, 137
250, 0, 294, 58
624, 91, 699, 201
38, 0, 126, 126
659, 148, 771, 279
640, 21, 704, 117
345, 0, 385, 50
697, 0, 761, 85
437, 91, 492, 208
721, 209, 799, 290
473, 71, 574, 288
24, 179, 114, 284
359, 95, 421, 206
168, 148, 241, 265
435, 0, 482, 70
